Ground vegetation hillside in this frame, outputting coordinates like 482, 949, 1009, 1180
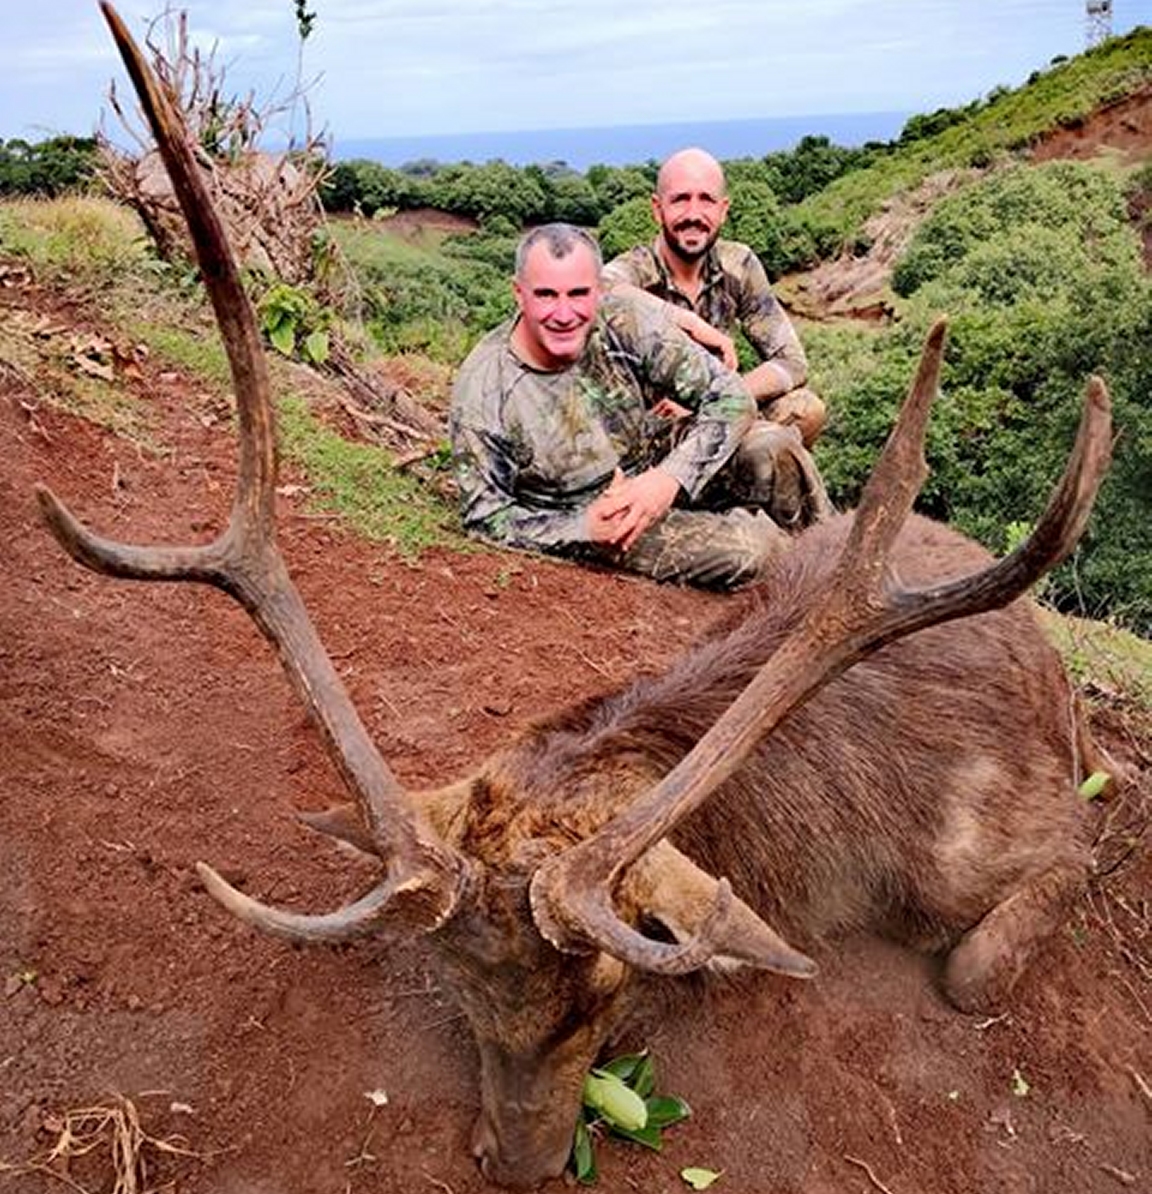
2, 26, 1151, 635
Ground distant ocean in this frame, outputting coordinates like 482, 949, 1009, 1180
332, 111, 911, 171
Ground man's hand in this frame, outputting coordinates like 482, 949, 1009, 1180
651, 396, 692, 421
586, 467, 681, 551
682, 314, 738, 371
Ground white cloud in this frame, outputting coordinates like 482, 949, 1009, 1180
4, 1, 1152, 141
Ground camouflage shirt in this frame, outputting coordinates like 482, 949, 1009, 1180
602, 238, 808, 389
449, 294, 755, 551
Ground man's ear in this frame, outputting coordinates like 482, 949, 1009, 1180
650, 192, 663, 225
718, 196, 731, 227
512, 277, 524, 311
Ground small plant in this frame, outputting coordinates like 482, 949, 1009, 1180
570, 1051, 691, 1185
257, 281, 331, 366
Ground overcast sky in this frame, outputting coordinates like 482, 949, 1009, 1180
5, 1, 1152, 145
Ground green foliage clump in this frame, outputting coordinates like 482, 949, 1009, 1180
333, 221, 514, 361
810, 161, 1152, 632
257, 282, 331, 365
761, 135, 883, 204
892, 161, 1132, 296
322, 159, 420, 216
597, 195, 655, 259
725, 180, 787, 277
0, 136, 98, 197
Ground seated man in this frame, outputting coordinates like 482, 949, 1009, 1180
449, 223, 831, 590
602, 146, 826, 447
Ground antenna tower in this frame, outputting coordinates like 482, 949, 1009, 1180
1086, 0, 1113, 48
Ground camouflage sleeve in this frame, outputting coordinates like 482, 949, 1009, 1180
601, 245, 661, 291
449, 374, 588, 553
735, 249, 808, 388
617, 301, 755, 500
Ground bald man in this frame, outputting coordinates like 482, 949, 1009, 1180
603, 147, 827, 447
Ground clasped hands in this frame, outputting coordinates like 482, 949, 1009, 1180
586, 466, 682, 552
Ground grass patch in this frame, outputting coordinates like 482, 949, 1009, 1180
0, 194, 148, 279
130, 318, 234, 394
1042, 610, 1152, 712
277, 392, 458, 554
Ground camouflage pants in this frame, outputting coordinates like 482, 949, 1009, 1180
581, 420, 834, 591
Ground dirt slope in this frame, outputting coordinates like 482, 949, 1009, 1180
784, 83, 1152, 323
1, 277, 1150, 1194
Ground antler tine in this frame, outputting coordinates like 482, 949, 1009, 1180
35, 3, 469, 937
531, 327, 1113, 974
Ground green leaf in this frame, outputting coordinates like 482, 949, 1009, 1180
1078, 770, 1110, 800
608, 1122, 664, 1151
583, 1072, 648, 1131
302, 328, 330, 365
646, 1094, 692, 1128
268, 320, 296, 357
598, 1052, 647, 1084
631, 1052, 656, 1098
681, 1167, 723, 1189
571, 1119, 597, 1185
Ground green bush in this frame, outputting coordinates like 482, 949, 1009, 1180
811, 161, 1152, 633
892, 161, 1133, 296
598, 196, 656, 259
0, 136, 98, 197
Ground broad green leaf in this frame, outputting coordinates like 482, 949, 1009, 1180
598, 1052, 647, 1083
646, 1094, 692, 1128
303, 328, 330, 365
571, 1119, 597, 1185
631, 1052, 656, 1098
584, 1072, 647, 1131
609, 1122, 664, 1151
681, 1167, 722, 1189
268, 320, 296, 357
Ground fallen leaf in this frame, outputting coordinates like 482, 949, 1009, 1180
681, 1168, 722, 1190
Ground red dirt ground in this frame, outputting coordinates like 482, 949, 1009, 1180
1, 278, 1150, 1194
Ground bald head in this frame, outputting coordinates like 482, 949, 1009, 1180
652, 147, 730, 265
656, 148, 728, 200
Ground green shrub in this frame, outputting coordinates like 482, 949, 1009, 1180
598, 196, 656, 259
811, 161, 1152, 633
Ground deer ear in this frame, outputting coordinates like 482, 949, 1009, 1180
626, 842, 817, 979
299, 782, 472, 859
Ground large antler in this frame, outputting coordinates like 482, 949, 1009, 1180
531, 320, 1113, 974
35, 2, 469, 940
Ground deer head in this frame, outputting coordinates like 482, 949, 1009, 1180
37, 5, 1112, 1188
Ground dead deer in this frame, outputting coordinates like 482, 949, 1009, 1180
37, 5, 1114, 1189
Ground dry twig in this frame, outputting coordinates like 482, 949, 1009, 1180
0, 1094, 205, 1194
844, 1154, 897, 1194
